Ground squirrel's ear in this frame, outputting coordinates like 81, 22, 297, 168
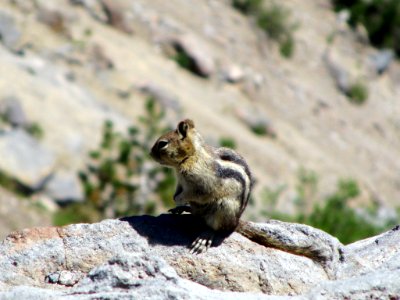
177, 119, 194, 138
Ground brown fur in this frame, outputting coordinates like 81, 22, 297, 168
150, 119, 253, 251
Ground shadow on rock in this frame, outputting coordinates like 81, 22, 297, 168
120, 214, 227, 249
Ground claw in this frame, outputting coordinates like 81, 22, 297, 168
189, 230, 214, 254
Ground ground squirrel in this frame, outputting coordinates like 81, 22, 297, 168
150, 119, 253, 253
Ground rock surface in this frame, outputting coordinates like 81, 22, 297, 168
0, 129, 55, 189
0, 215, 399, 299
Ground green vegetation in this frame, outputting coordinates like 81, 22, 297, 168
173, 48, 197, 75
256, 3, 295, 58
0, 171, 28, 196
54, 98, 175, 226
294, 168, 318, 210
26, 122, 45, 140
347, 81, 368, 105
251, 124, 268, 136
219, 137, 237, 149
171, 46, 208, 77
262, 170, 398, 244
232, 0, 296, 58
332, 0, 400, 57
232, 0, 263, 14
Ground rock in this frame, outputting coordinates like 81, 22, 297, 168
44, 171, 83, 203
0, 215, 398, 299
136, 82, 182, 113
0, 11, 21, 51
370, 49, 394, 75
45, 270, 85, 286
337, 225, 400, 279
0, 129, 55, 190
70, 0, 108, 23
122, 215, 329, 294
235, 108, 276, 138
222, 64, 245, 83
323, 50, 350, 94
37, 8, 69, 36
168, 33, 215, 77
71, 0, 133, 34
0, 96, 28, 128
69, 253, 270, 300
88, 43, 114, 71
100, 0, 134, 34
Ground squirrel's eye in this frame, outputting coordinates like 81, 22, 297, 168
157, 140, 169, 150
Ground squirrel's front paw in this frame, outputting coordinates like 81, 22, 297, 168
168, 206, 192, 214
190, 230, 214, 254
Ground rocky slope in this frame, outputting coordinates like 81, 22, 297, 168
0, 0, 399, 234
0, 216, 399, 299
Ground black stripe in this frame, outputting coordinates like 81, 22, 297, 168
217, 149, 252, 184
215, 162, 249, 214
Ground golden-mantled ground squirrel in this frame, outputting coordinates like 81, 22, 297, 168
150, 119, 253, 253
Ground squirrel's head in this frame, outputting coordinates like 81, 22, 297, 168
150, 119, 199, 167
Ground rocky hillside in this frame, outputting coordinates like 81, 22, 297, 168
0, 0, 399, 235
0, 216, 399, 299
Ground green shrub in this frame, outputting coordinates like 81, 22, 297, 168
294, 168, 318, 209
279, 35, 295, 58
26, 122, 44, 140
256, 4, 289, 41
219, 137, 237, 149
347, 81, 368, 105
172, 46, 207, 77
0, 171, 28, 196
296, 179, 384, 244
332, 0, 400, 57
232, 0, 296, 58
262, 173, 398, 244
54, 98, 176, 226
232, 0, 263, 14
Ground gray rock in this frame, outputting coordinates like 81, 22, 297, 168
45, 270, 85, 286
235, 108, 276, 138
68, 253, 276, 300
169, 33, 215, 77
337, 225, 400, 278
71, 0, 133, 34
307, 268, 400, 299
0, 11, 21, 51
136, 82, 182, 113
0, 215, 398, 299
370, 49, 394, 75
0, 96, 28, 128
222, 64, 245, 83
70, 0, 108, 23
0, 129, 55, 190
323, 50, 350, 94
44, 171, 83, 203
0, 217, 328, 295
0, 286, 63, 300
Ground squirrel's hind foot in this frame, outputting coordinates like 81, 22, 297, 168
190, 230, 214, 254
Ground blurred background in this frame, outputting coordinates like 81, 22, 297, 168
0, 0, 399, 244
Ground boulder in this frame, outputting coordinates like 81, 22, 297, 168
0, 11, 21, 51
0, 129, 55, 190
44, 171, 83, 203
0, 215, 398, 299
0, 96, 28, 128
168, 33, 215, 77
